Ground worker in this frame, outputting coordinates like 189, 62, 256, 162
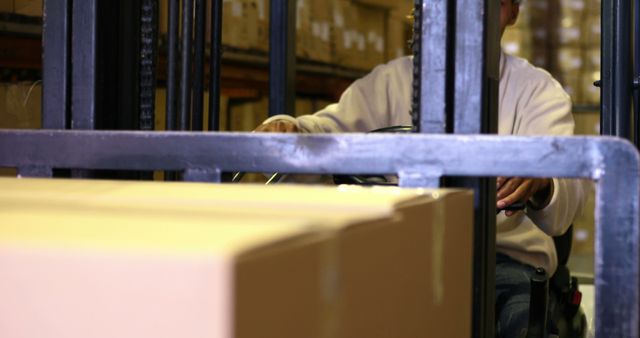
255, 0, 586, 336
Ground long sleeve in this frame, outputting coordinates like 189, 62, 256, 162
508, 63, 587, 237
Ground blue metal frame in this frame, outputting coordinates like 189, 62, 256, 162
269, 0, 296, 117
42, 0, 71, 130
601, 0, 633, 139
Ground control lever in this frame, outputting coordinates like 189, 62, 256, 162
496, 201, 526, 214
526, 268, 549, 338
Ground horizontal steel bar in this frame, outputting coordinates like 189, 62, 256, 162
0, 129, 637, 338
0, 130, 608, 177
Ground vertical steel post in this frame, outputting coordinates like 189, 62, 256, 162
450, 0, 500, 336
601, 0, 633, 139
166, 0, 180, 131
71, 0, 99, 130
453, 0, 499, 135
269, 0, 296, 117
139, 0, 159, 131
192, 0, 206, 131
179, 0, 194, 130
42, 0, 71, 130
416, 0, 449, 133
208, 0, 223, 131
634, 0, 640, 148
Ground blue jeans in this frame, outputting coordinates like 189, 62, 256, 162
495, 254, 557, 338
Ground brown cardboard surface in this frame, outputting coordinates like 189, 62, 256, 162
359, 4, 386, 69
0, 178, 474, 338
336, 190, 473, 338
235, 232, 333, 338
0, 0, 42, 16
0, 178, 336, 338
0, 83, 42, 129
386, 17, 408, 62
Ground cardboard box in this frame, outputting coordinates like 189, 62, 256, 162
295, 97, 315, 116
0, 82, 42, 129
229, 97, 268, 131
386, 16, 408, 62
581, 14, 601, 48
358, 3, 387, 69
330, 0, 352, 66
580, 69, 600, 105
296, 0, 313, 58
559, 0, 586, 21
0, 0, 42, 16
217, 0, 259, 50
309, 0, 333, 63
583, 47, 600, 71
0, 195, 330, 338
351, 0, 396, 9
557, 47, 584, 73
559, 70, 582, 104
502, 27, 532, 60
0, 178, 474, 338
255, 0, 269, 52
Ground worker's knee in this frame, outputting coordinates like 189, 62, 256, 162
496, 297, 530, 338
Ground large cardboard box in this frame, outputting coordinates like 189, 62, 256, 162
0, 178, 474, 338
386, 14, 408, 62
331, 0, 360, 68
255, 0, 269, 52
358, 3, 386, 69
308, 0, 333, 63
0, 0, 42, 16
0, 82, 42, 129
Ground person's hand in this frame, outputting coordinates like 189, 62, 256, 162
254, 120, 299, 133
496, 177, 552, 217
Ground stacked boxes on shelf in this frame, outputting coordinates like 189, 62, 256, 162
386, 8, 410, 62
523, 0, 601, 106
161, 0, 410, 71
296, 0, 333, 63
501, 0, 533, 61
556, 0, 587, 103
580, 0, 601, 105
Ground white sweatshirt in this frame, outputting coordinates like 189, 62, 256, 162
264, 53, 587, 274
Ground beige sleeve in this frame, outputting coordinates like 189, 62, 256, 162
516, 74, 588, 236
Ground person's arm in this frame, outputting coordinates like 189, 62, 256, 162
498, 73, 587, 236
256, 58, 411, 133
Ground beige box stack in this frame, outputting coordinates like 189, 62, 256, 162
0, 178, 474, 338
386, 9, 409, 62
0, 83, 42, 130
358, 4, 387, 69
501, 0, 533, 61
309, 1, 333, 63
580, 0, 601, 105
331, 1, 388, 70
557, 0, 588, 103
255, 0, 270, 52
0, 0, 42, 16
331, 0, 362, 69
229, 97, 269, 131
527, 0, 601, 105
222, 0, 259, 50
159, 0, 410, 71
